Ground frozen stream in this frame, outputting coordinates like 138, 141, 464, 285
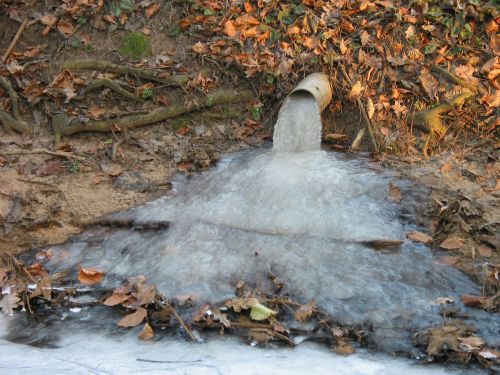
1, 91, 498, 373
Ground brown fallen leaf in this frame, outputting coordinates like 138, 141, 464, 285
78, 265, 105, 285
146, 3, 161, 18
225, 297, 259, 312
439, 236, 465, 250
57, 21, 74, 37
138, 322, 154, 340
294, 300, 315, 323
458, 336, 485, 352
117, 307, 147, 327
103, 293, 129, 306
461, 294, 489, 307
388, 183, 403, 202
348, 80, 364, 100
334, 339, 355, 355
89, 105, 105, 120
406, 231, 433, 244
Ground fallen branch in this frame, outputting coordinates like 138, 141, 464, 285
1, 18, 28, 63
337, 64, 378, 153
0, 76, 31, 134
81, 78, 145, 103
63, 59, 189, 86
52, 90, 253, 139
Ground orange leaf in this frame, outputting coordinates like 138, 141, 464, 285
78, 266, 105, 285
57, 21, 74, 37
287, 26, 301, 35
138, 322, 154, 340
146, 3, 161, 18
117, 307, 147, 327
406, 231, 433, 244
41, 14, 57, 27
439, 236, 465, 250
235, 14, 260, 26
103, 293, 129, 306
224, 20, 238, 37
89, 105, 105, 120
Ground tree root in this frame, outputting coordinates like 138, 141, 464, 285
410, 65, 481, 157
82, 78, 145, 103
63, 59, 189, 86
0, 76, 31, 134
431, 66, 480, 94
52, 90, 253, 139
412, 92, 475, 157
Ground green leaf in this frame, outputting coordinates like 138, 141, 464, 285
120, 0, 134, 11
141, 88, 153, 100
424, 43, 437, 55
251, 106, 262, 121
250, 303, 276, 321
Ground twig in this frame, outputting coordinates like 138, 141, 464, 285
81, 78, 145, 103
17, 178, 58, 188
166, 301, 197, 342
63, 59, 189, 86
0, 148, 87, 162
1, 18, 28, 63
337, 63, 379, 153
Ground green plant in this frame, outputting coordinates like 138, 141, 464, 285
141, 87, 154, 99
68, 161, 80, 174
119, 32, 151, 60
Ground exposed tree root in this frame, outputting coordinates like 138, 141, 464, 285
63, 59, 189, 86
81, 78, 145, 103
0, 76, 31, 134
412, 93, 476, 157
431, 66, 481, 94
52, 90, 253, 140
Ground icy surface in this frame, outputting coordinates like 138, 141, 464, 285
20, 149, 497, 352
272, 92, 322, 152
0, 315, 478, 375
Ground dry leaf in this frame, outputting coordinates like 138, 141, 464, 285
439, 236, 465, 250
192, 42, 208, 54
138, 322, 154, 340
41, 14, 57, 27
117, 307, 147, 327
388, 183, 403, 202
349, 80, 364, 99
224, 20, 238, 37
103, 293, 129, 306
294, 300, 315, 323
78, 265, 105, 285
146, 3, 161, 18
419, 70, 438, 101
406, 231, 433, 244
57, 21, 74, 37
89, 105, 105, 120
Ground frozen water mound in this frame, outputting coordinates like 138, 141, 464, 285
34, 150, 499, 352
